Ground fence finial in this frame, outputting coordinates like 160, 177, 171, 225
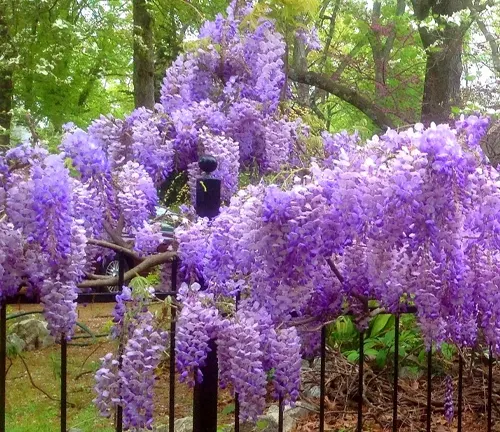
198, 155, 217, 176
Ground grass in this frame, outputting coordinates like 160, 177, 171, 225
5, 302, 237, 431
6, 303, 117, 431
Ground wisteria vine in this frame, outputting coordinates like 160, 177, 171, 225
1, 0, 499, 428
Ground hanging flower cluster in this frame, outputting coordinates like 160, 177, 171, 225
0, 148, 87, 338
174, 284, 303, 421
94, 288, 167, 430
174, 116, 499, 419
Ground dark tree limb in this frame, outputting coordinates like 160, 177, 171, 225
326, 257, 344, 284
102, 217, 129, 248
476, 19, 500, 74
87, 238, 141, 261
78, 251, 176, 288
289, 70, 396, 129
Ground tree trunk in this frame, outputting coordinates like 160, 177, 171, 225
0, 4, 13, 151
293, 33, 309, 104
133, 0, 155, 109
420, 30, 464, 125
414, 0, 469, 125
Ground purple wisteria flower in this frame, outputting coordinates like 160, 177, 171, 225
296, 26, 322, 51
120, 311, 168, 430
444, 375, 454, 424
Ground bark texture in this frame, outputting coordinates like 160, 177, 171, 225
412, 0, 469, 125
133, 0, 155, 109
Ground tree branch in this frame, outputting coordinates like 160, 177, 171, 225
326, 257, 344, 284
78, 251, 176, 288
331, 38, 367, 81
476, 19, 500, 74
289, 70, 396, 129
87, 238, 141, 261
102, 217, 129, 248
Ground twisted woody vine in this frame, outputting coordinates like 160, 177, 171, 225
0, 0, 497, 429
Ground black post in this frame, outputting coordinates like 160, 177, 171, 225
357, 331, 364, 432
392, 314, 399, 432
169, 258, 178, 432
60, 335, 67, 432
488, 346, 493, 432
115, 253, 125, 432
193, 341, 218, 432
0, 304, 6, 432
234, 292, 241, 432
319, 326, 326, 432
426, 347, 432, 432
193, 155, 221, 432
458, 354, 463, 432
278, 397, 284, 432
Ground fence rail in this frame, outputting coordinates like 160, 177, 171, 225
1, 277, 498, 432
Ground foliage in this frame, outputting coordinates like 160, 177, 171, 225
332, 314, 449, 373
5, 1, 134, 136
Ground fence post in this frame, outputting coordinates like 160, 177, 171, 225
60, 334, 67, 432
169, 257, 178, 432
115, 253, 125, 432
0, 304, 6, 432
192, 155, 221, 432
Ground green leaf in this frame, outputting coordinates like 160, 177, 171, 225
383, 329, 396, 345
418, 348, 427, 364
222, 403, 235, 415
364, 339, 378, 350
376, 349, 388, 368
346, 351, 359, 363
369, 314, 393, 338
441, 343, 455, 360
76, 321, 95, 342
256, 419, 270, 430
364, 348, 379, 359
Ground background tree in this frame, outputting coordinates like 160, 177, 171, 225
287, 0, 499, 132
133, 0, 155, 108
0, 0, 14, 151
2, 0, 134, 147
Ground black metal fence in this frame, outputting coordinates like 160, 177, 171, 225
0, 277, 498, 431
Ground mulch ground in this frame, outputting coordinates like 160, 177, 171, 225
296, 349, 500, 431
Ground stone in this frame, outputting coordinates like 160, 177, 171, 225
235, 402, 312, 432
239, 416, 278, 432
174, 416, 193, 432
302, 384, 321, 399
68, 429, 83, 432
285, 401, 316, 420
10, 318, 56, 351
6, 333, 26, 354
264, 405, 295, 432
